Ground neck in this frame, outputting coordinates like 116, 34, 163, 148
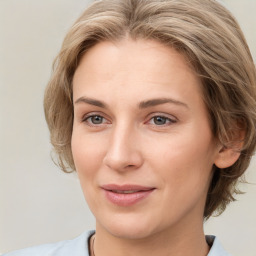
92, 220, 209, 256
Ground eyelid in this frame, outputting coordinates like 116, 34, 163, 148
82, 111, 106, 120
80, 111, 177, 127
82, 112, 111, 125
146, 112, 178, 125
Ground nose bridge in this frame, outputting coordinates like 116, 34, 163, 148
103, 120, 143, 171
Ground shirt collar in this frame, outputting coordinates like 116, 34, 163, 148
206, 235, 232, 256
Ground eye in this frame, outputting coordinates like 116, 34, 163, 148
83, 114, 109, 126
148, 115, 176, 126
88, 115, 104, 124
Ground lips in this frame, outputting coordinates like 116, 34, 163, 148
101, 184, 155, 206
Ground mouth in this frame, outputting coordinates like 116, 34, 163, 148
111, 190, 144, 194
101, 184, 156, 206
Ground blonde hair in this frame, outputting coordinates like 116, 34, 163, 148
44, 0, 256, 218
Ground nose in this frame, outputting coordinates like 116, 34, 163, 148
103, 125, 144, 172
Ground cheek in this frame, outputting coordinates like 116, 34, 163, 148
157, 144, 214, 219
149, 127, 215, 193
71, 133, 105, 208
71, 132, 105, 181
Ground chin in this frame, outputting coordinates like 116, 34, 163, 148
96, 211, 165, 240
107, 224, 156, 240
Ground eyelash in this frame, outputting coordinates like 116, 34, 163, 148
82, 113, 110, 127
147, 114, 177, 126
82, 113, 177, 127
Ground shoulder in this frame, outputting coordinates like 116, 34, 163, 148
206, 235, 232, 256
2, 230, 95, 256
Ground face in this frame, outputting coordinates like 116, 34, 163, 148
72, 38, 220, 240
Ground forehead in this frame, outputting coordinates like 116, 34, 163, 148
73, 38, 204, 109
73, 38, 202, 97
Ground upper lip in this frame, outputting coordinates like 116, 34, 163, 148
101, 184, 155, 192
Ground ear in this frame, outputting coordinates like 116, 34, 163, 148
214, 146, 241, 169
214, 130, 245, 169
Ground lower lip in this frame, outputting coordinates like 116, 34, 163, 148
103, 189, 155, 206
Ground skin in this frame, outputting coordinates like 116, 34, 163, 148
71, 38, 239, 256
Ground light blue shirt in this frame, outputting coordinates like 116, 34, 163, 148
3, 230, 232, 256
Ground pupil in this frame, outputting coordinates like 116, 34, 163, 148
92, 116, 102, 124
154, 116, 166, 125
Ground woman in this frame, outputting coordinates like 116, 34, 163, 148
4, 0, 256, 255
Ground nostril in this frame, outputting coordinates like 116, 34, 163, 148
103, 146, 144, 171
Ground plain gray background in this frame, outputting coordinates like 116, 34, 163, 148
1, 0, 256, 255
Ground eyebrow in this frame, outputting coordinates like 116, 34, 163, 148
138, 98, 188, 109
74, 96, 107, 108
74, 96, 188, 109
